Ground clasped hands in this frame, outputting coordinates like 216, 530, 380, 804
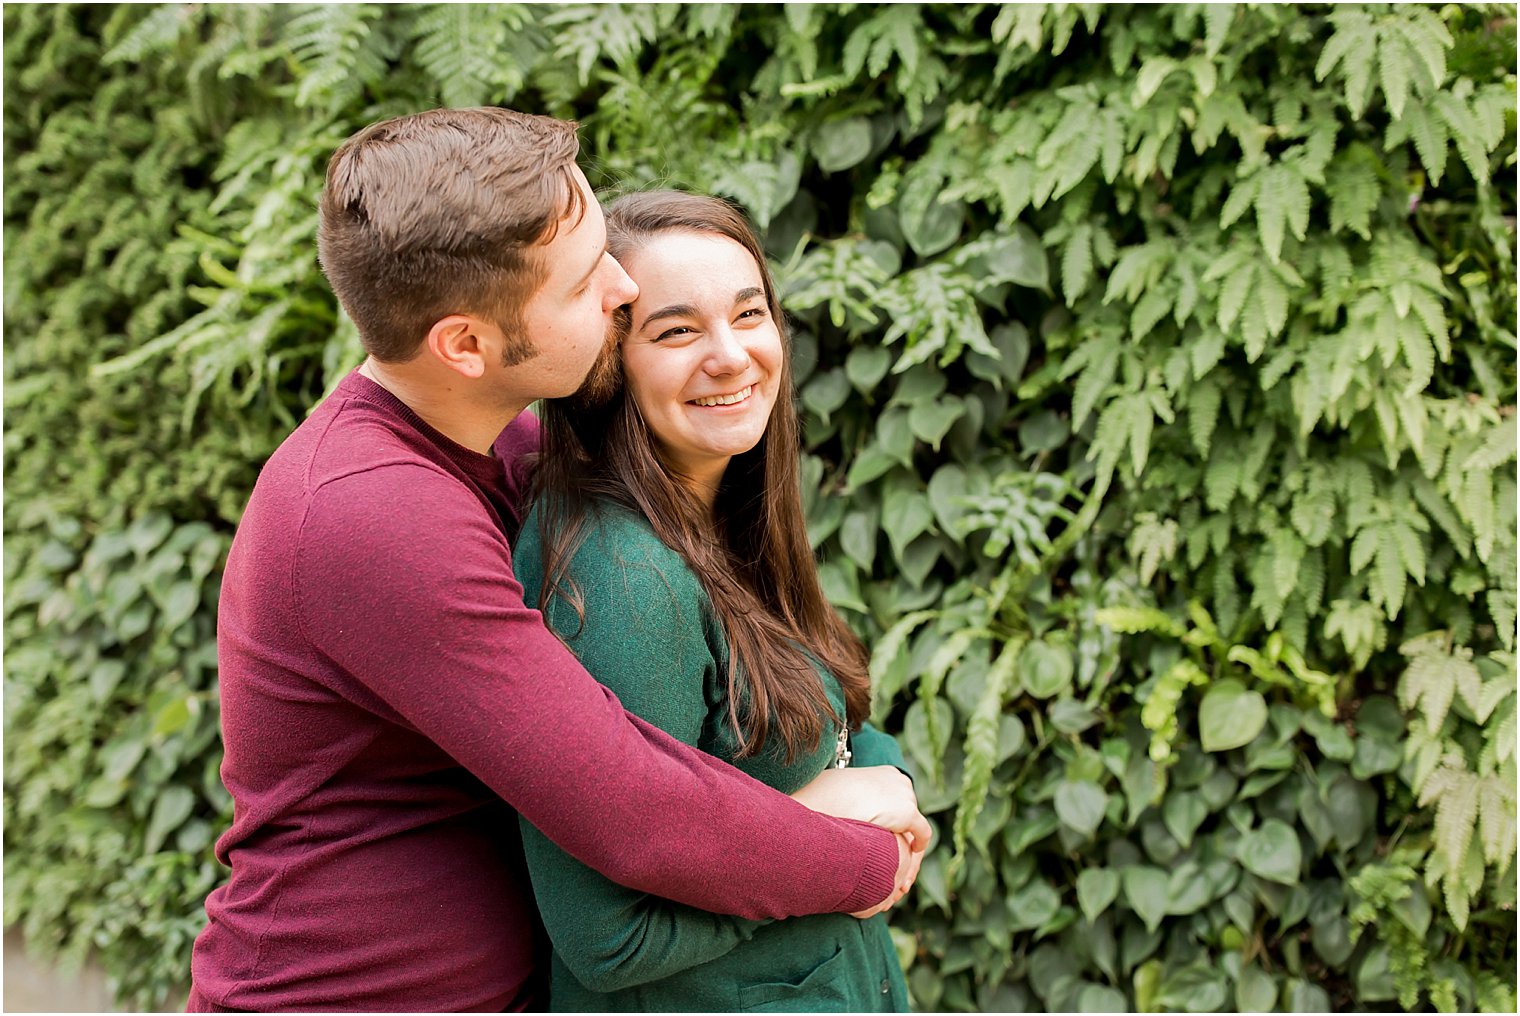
789, 766, 930, 919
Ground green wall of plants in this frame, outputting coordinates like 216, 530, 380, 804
4, 4, 1515, 1010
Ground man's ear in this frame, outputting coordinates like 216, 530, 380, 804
423, 314, 494, 379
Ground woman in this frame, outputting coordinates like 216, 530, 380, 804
512, 190, 914, 1012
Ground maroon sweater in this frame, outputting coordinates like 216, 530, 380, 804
189, 371, 898, 1012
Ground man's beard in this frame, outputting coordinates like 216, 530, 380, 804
571, 305, 630, 409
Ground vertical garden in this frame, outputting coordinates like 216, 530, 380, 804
4, 4, 1515, 1010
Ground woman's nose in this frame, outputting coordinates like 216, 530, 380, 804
705, 326, 751, 375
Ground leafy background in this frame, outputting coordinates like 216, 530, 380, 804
4, 4, 1515, 1011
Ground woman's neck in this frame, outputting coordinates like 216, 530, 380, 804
676, 460, 728, 520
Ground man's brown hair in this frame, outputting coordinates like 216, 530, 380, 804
317, 107, 585, 363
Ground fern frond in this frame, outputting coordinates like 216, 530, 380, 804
1399, 636, 1478, 733
412, 4, 517, 107
102, 4, 199, 65
1326, 145, 1381, 239
282, 4, 390, 113
950, 638, 1023, 881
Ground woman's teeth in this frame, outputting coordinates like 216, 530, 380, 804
692, 385, 753, 407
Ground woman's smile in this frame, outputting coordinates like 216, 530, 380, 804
690, 384, 755, 408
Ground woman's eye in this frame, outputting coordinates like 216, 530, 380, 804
655, 326, 693, 342
737, 307, 767, 322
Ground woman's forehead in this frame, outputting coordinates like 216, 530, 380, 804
626, 232, 762, 302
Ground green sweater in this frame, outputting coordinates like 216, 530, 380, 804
514, 502, 910, 1013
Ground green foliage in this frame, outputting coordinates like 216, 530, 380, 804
5, 3, 1515, 1011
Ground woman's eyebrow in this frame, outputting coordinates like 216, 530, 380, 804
638, 289, 766, 333
638, 303, 696, 332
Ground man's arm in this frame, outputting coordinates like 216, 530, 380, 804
295, 464, 904, 919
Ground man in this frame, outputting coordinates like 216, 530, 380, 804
187, 107, 928, 1012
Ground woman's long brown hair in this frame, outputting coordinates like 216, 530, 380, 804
532, 190, 870, 761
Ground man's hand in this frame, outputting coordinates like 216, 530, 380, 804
791, 766, 932, 916
789, 765, 932, 849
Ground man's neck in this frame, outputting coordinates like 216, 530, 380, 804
359, 358, 525, 455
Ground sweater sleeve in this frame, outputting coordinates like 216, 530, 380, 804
293, 463, 898, 920
851, 721, 911, 777
516, 516, 768, 991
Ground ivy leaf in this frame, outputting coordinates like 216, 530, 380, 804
876, 406, 917, 466
814, 116, 874, 173
817, 559, 869, 614
1167, 863, 1216, 918
1055, 780, 1109, 839
1236, 965, 1279, 1012
899, 171, 964, 257
800, 367, 851, 423
960, 224, 1049, 291
144, 785, 196, 854
1122, 865, 1170, 932
1007, 877, 1062, 931
908, 397, 964, 450
882, 484, 933, 563
1156, 965, 1229, 1013
839, 508, 877, 572
1077, 867, 1120, 923
1163, 792, 1209, 849
845, 345, 892, 391
926, 464, 970, 535
1238, 818, 1303, 884
161, 580, 201, 632
1021, 639, 1075, 699
1198, 679, 1268, 752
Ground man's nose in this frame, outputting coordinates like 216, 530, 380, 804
604, 257, 638, 310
